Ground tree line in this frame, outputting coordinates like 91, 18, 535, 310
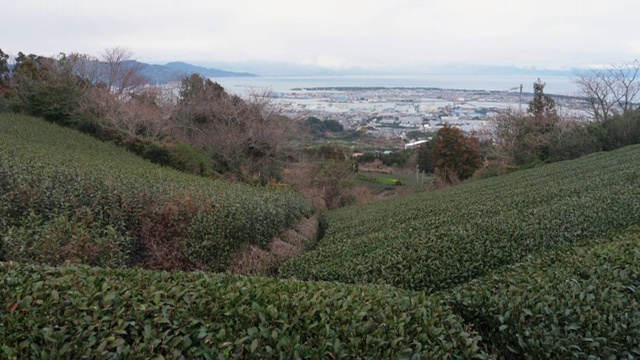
417, 62, 640, 182
0, 47, 373, 210
0, 47, 292, 183
1, 47, 638, 194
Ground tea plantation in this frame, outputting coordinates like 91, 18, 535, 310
0, 114, 312, 271
281, 144, 640, 292
2, 113, 640, 358
439, 228, 640, 359
0, 263, 481, 359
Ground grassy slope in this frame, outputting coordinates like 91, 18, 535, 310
281, 145, 640, 292
0, 114, 481, 358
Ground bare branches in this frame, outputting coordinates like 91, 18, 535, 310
75, 48, 166, 139
574, 60, 640, 121
613, 60, 640, 113
100, 47, 148, 95
172, 75, 291, 181
488, 108, 528, 166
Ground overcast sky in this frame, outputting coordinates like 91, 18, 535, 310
3, 0, 639, 71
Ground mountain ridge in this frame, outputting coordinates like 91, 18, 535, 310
164, 61, 256, 78
130, 60, 257, 84
195, 60, 582, 77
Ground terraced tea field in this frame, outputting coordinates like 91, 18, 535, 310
2, 113, 639, 358
0, 114, 312, 271
281, 145, 640, 292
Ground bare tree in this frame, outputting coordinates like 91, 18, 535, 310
99, 47, 148, 95
74, 47, 169, 138
488, 108, 529, 165
612, 60, 640, 113
574, 60, 640, 121
173, 74, 291, 181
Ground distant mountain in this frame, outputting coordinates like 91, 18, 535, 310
197, 61, 581, 77
164, 61, 256, 78
133, 62, 185, 84
123, 61, 257, 85
425, 63, 576, 77
197, 60, 357, 76
128, 60, 578, 84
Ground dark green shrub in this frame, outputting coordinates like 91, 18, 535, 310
0, 263, 482, 359
441, 229, 640, 359
591, 109, 640, 151
381, 150, 410, 167
3, 211, 129, 268
124, 137, 215, 177
306, 144, 347, 161
0, 114, 312, 271
0, 95, 15, 113
304, 117, 344, 138
355, 152, 377, 163
417, 139, 436, 173
167, 142, 216, 177
281, 145, 640, 292
475, 162, 506, 179
124, 137, 172, 165
548, 123, 601, 162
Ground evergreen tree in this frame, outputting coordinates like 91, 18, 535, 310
527, 78, 558, 134
417, 139, 435, 174
0, 49, 9, 84
433, 124, 483, 182
11, 53, 87, 125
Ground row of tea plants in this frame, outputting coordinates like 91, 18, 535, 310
2, 226, 637, 358
281, 144, 640, 292
0, 114, 312, 271
439, 227, 640, 359
0, 262, 481, 359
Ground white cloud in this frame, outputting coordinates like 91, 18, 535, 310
1, 0, 638, 70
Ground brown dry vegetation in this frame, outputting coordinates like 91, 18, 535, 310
228, 214, 319, 276
138, 195, 203, 271
282, 164, 327, 210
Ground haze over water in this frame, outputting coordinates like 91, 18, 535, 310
212, 74, 577, 96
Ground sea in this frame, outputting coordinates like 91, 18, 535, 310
210, 74, 577, 96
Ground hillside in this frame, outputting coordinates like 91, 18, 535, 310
0, 113, 311, 271
1, 113, 639, 357
277, 145, 640, 357
281, 145, 640, 292
438, 228, 640, 358
0, 263, 481, 358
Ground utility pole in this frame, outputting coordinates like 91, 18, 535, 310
519, 83, 523, 111
508, 84, 524, 110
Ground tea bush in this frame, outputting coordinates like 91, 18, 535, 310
281, 145, 640, 292
0, 113, 312, 270
440, 228, 640, 359
0, 263, 482, 359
